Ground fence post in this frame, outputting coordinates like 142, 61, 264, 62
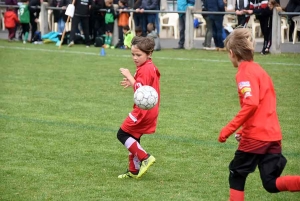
271, 8, 281, 54
40, 2, 49, 35
112, 4, 119, 46
185, 6, 194, 50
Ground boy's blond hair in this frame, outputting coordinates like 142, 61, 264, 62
131, 36, 155, 55
224, 28, 254, 61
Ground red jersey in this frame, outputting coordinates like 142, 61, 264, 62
223, 61, 282, 142
121, 59, 160, 138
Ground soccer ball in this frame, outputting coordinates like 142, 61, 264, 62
134, 85, 158, 110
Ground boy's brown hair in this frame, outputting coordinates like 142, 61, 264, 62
224, 28, 254, 61
131, 36, 155, 55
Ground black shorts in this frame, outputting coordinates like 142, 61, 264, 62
21, 23, 30, 33
229, 150, 287, 191
105, 23, 114, 33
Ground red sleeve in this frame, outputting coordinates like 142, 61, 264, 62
221, 67, 259, 137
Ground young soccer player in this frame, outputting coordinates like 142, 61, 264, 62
117, 36, 160, 179
218, 28, 300, 201
19, 0, 30, 44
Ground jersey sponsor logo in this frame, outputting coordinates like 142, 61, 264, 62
241, 87, 251, 94
238, 81, 250, 89
244, 91, 252, 98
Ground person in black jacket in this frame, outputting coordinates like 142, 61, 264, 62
285, 0, 300, 41
29, 0, 40, 42
235, 0, 249, 27
90, 0, 105, 42
68, 0, 93, 47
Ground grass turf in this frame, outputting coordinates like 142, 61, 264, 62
0, 40, 300, 201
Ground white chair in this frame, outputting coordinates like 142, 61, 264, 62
223, 14, 238, 28
292, 16, 300, 44
281, 16, 289, 43
160, 13, 179, 39
1, 9, 5, 31
194, 14, 206, 39
247, 15, 261, 39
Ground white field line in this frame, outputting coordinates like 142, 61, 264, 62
1, 45, 300, 66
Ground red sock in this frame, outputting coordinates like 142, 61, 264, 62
276, 176, 300, 192
125, 137, 148, 161
128, 153, 140, 174
229, 188, 244, 201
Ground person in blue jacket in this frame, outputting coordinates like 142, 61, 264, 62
174, 0, 195, 49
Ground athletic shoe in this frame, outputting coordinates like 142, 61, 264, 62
68, 41, 74, 47
137, 155, 156, 178
118, 170, 138, 179
23, 41, 26, 44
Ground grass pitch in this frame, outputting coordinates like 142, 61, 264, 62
0, 41, 300, 201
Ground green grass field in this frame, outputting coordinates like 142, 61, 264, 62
1, 40, 300, 201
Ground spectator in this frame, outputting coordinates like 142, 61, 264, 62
245, 0, 281, 54
133, 0, 144, 33
19, 0, 30, 43
4, 6, 19, 41
285, 0, 300, 42
140, 0, 159, 36
147, 22, 160, 50
123, 25, 134, 48
90, 0, 105, 43
201, 0, 213, 49
174, 0, 195, 49
204, 0, 225, 51
102, 0, 115, 48
115, 0, 130, 48
235, 0, 250, 27
135, 25, 143, 36
50, 0, 69, 33
29, 0, 41, 43
68, 0, 93, 47
5, 0, 19, 40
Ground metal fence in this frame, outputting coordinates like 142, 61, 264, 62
0, 3, 299, 53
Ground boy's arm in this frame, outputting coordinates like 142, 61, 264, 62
218, 70, 260, 142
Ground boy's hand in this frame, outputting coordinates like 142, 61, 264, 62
235, 134, 242, 142
218, 127, 232, 143
120, 68, 131, 78
120, 78, 131, 88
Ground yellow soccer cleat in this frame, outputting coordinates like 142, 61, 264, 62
118, 171, 138, 179
137, 155, 156, 178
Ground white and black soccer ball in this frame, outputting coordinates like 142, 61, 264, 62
134, 85, 158, 110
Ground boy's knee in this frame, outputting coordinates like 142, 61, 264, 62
263, 180, 280, 193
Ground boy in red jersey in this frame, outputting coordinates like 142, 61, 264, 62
218, 28, 300, 201
117, 36, 160, 179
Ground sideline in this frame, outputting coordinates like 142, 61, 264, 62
1, 45, 300, 67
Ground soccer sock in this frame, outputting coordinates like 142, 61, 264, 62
107, 36, 112, 45
229, 189, 244, 201
276, 176, 300, 192
128, 152, 140, 174
124, 137, 148, 161
24, 32, 29, 41
104, 35, 109, 45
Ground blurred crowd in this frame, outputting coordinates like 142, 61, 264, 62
2, 0, 300, 51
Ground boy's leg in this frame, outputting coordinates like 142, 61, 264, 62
276, 176, 300, 192
81, 17, 90, 46
117, 128, 155, 178
228, 151, 259, 201
8, 28, 14, 40
259, 152, 300, 192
